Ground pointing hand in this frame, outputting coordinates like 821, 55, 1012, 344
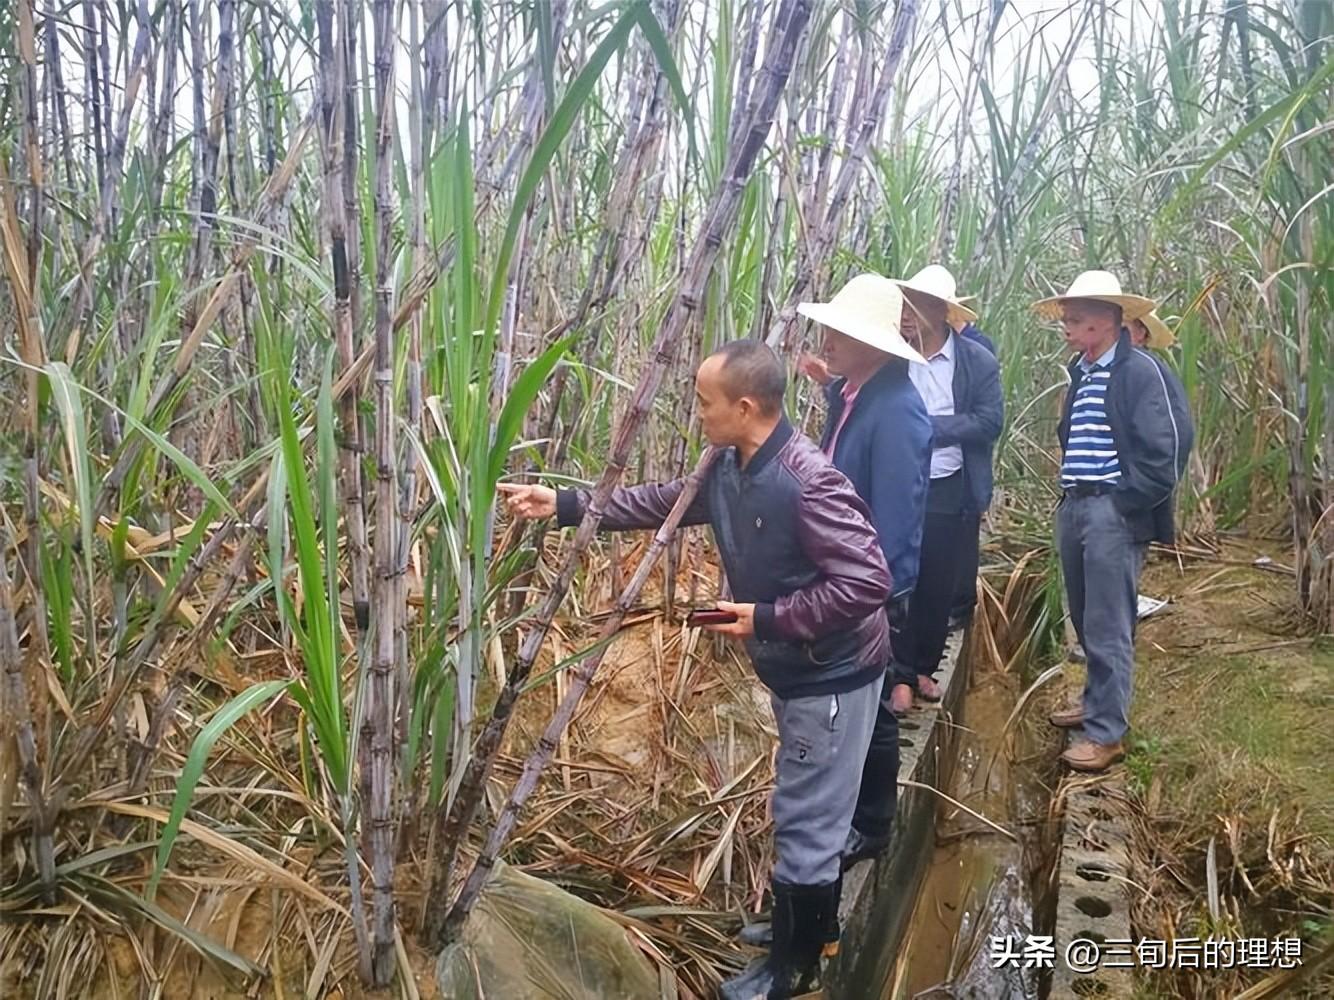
497, 483, 558, 520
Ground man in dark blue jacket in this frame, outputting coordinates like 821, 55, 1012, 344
887, 268, 1003, 720
795, 272, 932, 868
1035, 272, 1193, 773
501, 340, 892, 999
950, 321, 1000, 631
959, 320, 996, 356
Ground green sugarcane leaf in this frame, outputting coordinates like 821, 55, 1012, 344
633, 2, 696, 162
487, 336, 575, 489
148, 679, 291, 900
44, 363, 96, 619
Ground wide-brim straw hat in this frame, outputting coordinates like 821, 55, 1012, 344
891, 265, 978, 330
797, 273, 927, 364
1138, 310, 1175, 350
1032, 270, 1156, 323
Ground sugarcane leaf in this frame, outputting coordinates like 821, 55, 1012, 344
633, 1, 696, 161
147, 679, 291, 900
86, 874, 266, 977
487, 335, 575, 488
44, 363, 96, 615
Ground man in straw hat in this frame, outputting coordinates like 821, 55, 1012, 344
1034, 271, 1193, 772
794, 272, 933, 869
885, 265, 1003, 723
500, 340, 893, 999
950, 317, 999, 634
1130, 310, 1174, 352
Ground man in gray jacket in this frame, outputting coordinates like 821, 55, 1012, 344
1035, 272, 1193, 772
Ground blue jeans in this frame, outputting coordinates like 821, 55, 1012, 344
1057, 493, 1148, 744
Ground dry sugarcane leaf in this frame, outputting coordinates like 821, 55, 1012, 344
96, 802, 346, 916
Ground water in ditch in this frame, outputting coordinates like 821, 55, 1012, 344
876, 665, 1064, 1000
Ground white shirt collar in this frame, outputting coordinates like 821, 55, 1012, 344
1079, 341, 1118, 372
925, 331, 955, 363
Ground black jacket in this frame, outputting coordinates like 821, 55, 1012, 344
1058, 330, 1194, 544
556, 418, 891, 699
930, 334, 1004, 515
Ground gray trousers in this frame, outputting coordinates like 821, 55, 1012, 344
770, 677, 880, 885
1056, 493, 1148, 745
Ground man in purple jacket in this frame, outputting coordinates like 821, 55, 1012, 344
500, 340, 892, 1000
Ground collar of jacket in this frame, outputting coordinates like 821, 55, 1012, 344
834, 355, 910, 401
1067, 326, 1132, 377
739, 415, 794, 475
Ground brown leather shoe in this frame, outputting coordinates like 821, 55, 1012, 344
1049, 703, 1085, 728
889, 683, 914, 717
1061, 740, 1125, 772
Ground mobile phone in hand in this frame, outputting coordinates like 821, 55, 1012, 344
686, 607, 739, 627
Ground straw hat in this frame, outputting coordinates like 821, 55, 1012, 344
1032, 270, 1156, 323
797, 273, 927, 364
1136, 310, 1176, 350
891, 265, 979, 330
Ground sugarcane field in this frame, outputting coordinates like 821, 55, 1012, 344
2, 0, 1333, 997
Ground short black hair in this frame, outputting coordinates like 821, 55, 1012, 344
709, 340, 786, 416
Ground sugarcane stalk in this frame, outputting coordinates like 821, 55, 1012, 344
18, 0, 43, 295
808, 14, 853, 225
82, 0, 102, 190
539, 0, 680, 467
97, 0, 111, 162
422, 0, 451, 148
0, 542, 56, 904
340, 0, 365, 347
843, 18, 873, 146
966, 3, 1091, 271
510, 0, 681, 621
0, 106, 53, 795
318, 0, 371, 632
363, 0, 400, 982
64, 0, 151, 365
396, 0, 431, 837
219, 0, 263, 455
750, 132, 790, 340
728, 0, 765, 145
146, 1, 180, 219
767, 0, 920, 353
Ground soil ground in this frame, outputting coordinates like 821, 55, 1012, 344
1057, 538, 1334, 998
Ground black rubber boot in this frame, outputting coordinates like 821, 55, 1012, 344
719, 881, 837, 1000
737, 871, 843, 950
840, 826, 892, 871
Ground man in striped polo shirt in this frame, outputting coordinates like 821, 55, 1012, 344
1034, 272, 1192, 773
